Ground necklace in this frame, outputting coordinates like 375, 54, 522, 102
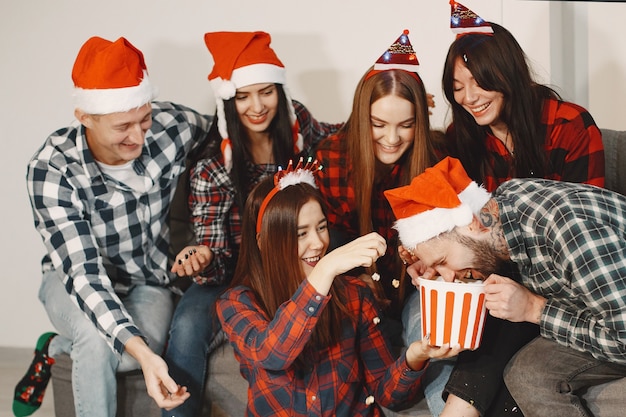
503, 131, 514, 156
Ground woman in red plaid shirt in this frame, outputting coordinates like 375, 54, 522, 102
216, 165, 461, 416
442, 22, 604, 192
315, 32, 446, 348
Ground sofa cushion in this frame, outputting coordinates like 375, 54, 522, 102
601, 128, 626, 195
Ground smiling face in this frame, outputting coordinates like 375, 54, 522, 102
297, 199, 330, 278
78, 103, 152, 165
234, 82, 279, 137
370, 95, 416, 165
413, 229, 504, 282
452, 57, 505, 130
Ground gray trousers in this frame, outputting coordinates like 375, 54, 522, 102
504, 337, 626, 417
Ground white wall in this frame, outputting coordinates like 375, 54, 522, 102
587, 1, 626, 130
1, 0, 624, 348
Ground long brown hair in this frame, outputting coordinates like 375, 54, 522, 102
231, 177, 350, 352
338, 68, 442, 302
344, 68, 441, 238
442, 22, 560, 182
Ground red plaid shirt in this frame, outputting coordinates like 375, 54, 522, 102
217, 276, 425, 416
189, 101, 342, 285
450, 98, 605, 192
315, 134, 410, 316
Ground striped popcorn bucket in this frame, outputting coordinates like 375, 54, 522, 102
418, 277, 487, 349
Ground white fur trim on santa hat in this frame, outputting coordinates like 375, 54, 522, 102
458, 181, 491, 213
394, 204, 474, 250
231, 63, 285, 91
209, 63, 286, 100
452, 26, 494, 35
373, 63, 419, 73
73, 71, 157, 114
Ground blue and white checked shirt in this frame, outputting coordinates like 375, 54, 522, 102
496, 179, 626, 364
26, 101, 212, 353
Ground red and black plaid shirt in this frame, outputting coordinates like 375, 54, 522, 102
450, 98, 605, 192
217, 276, 425, 416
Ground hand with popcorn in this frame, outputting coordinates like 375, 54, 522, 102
307, 232, 386, 296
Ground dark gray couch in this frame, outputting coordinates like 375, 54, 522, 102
601, 128, 626, 195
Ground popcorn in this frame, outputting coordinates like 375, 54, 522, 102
365, 395, 375, 405
373, 317, 381, 325
371, 272, 380, 282
392, 279, 400, 288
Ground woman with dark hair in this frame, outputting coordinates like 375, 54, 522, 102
163, 31, 342, 417
216, 160, 460, 416
315, 31, 445, 345
442, 22, 604, 190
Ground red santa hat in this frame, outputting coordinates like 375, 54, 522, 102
72, 36, 157, 114
449, 1, 493, 37
384, 157, 491, 250
203, 31, 302, 171
367, 29, 420, 80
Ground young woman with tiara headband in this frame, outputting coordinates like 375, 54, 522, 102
315, 30, 446, 349
163, 31, 342, 417
216, 158, 461, 416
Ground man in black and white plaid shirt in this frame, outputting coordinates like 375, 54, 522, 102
384, 156, 626, 417
15, 36, 212, 417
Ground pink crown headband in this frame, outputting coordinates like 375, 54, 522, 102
256, 157, 323, 234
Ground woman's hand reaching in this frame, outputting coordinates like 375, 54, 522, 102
307, 232, 386, 295
170, 245, 214, 277
405, 335, 463, 371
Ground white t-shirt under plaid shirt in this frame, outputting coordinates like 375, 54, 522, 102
495, 178, 626, 364
26, 101, 212, 354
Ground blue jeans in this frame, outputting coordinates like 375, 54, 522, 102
39, 269, 173, 417
402, 290, 455, 417
505, 336, 626, 417
163, 282, 227, 417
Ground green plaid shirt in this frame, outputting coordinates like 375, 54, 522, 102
496, 179, 626, 364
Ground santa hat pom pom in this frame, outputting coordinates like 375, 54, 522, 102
216, 79, 237, 100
